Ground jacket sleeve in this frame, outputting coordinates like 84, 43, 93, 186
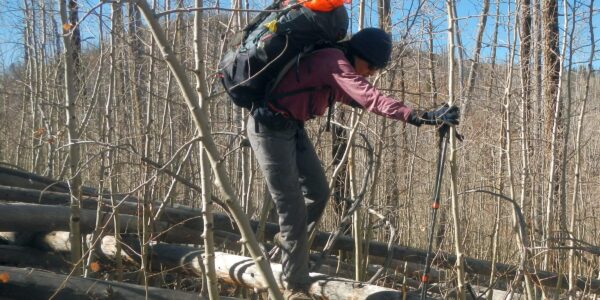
329, 58, 414, 123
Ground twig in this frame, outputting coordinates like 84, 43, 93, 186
154, 2, 305, 18
366, 208, 397, 284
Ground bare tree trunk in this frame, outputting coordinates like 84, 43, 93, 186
193, 0, 219, 298
461, 0, 490, 117
519, 0, 532, 241
58, 0, 83, 275
445, 1, 465, 298
427, 20, 438, 105
487, 194, 501, 300
541, 0, 561, 271
107, 0, 124, 280
124, 1, 151, 288
133, 2, 283, 298
569, 2, 594, 296
554, 0, 575, 294
450, 1, 465, 98
39, 1, 55, 178
531, 0, 545, 257
25, 0, 42, 174
68, 0, 81, 70
348, 112, 364, 281
502, 6, 534, 297
85, 6, 106, 278
358, 0, 365, 31
519, 1, 536, 298
377, 0, 390, 30
20, 0, 33, 170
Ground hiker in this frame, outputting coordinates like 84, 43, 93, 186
246, 27, 460, 299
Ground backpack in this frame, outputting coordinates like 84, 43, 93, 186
218, 0, 349, 111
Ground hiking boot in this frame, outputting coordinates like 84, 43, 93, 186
283, 288, 313, 300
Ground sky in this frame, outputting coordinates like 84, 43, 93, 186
0, 0, 598, 72
0, 1, 26, 71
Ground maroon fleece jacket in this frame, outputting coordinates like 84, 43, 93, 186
269, 47, 414, 122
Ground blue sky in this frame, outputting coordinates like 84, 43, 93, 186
0, 0, 598, 72
0, 1, 26, 71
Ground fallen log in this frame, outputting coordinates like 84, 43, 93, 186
38, 232, 434, 299
360, 243, 600, 294
0, 231, 37, 245
142, 241, 429, 300
3, 187, 599, 293
0, 245, 70, 273
468, 284, 522, 300
0, 185, 600, 293
0, 185, 220, 236
11, 231, 431, 300
0, 203, 201, 245
0, 228, 511, 299
210, 251, 429, 300
0, 187, 432, 276
0, 186, 442, 280
0, 166, 97, 195
0, 185, 103, 206
0, 203, 137, 233
24, 231, 387, 289
0, 265, 241, 300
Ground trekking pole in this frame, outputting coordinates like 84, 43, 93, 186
420, 124, 450, 300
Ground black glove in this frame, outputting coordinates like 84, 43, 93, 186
407, 104, 460, 127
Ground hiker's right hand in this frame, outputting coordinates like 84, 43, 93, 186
407, 104, 460, 127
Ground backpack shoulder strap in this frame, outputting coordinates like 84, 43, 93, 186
262, 47, 337, 131
265, 44, 332, 97
265, 49, 309, 98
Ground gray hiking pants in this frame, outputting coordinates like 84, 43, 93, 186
247, 117, 329, 288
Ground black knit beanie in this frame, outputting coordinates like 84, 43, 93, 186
348, 28, 392, 69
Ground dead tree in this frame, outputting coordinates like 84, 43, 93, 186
0, 265, 240, 300
58, 0, 83, 274
541, 0, 563, 272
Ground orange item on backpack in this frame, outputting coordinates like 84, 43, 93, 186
302, 0, 349, 12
